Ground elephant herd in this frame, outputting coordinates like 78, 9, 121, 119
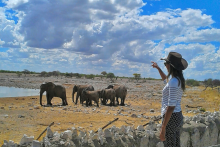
39, 82, 127, 107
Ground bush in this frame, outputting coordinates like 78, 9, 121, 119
186, 79, 200, 86
86, 74, 95, 79
199, 107, 206, 112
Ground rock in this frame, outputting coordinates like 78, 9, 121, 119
97, 128, 103, 136
43, 137, 51, 146
131, 114, 137, 118
150, 109, 155, 112
206, 116, 214, 122
180, 131, 190, 147
8, 106, 13, 109
156, 142, 164, 147
145, 121, 157, 131
20, 134, 34, 145
119, 125, 126, 134
18, 115, 25, 118
137, 125, 145, 131
60, 130, 72, 139
140, 136, 149, 147
104, 129, 112, 138
4, 114, 8, 118
8, 140, 16, 147
34, 106, 40, 109
92, 134, 99, 140
53, 131, 60, 141
1, 140, 7, 147
31, 140, 41, 147
72, 127, 78, 138
46, 127, 53, 138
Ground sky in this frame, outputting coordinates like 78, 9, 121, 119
0, 0, 219, 81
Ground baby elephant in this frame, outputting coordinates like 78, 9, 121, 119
100, 89, 116, 106
82, 89, 101, 107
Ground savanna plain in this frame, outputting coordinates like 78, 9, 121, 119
0, 73, 219, 144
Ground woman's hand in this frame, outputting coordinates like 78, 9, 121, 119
160, 127, 166, 141
151, 61, 159, 69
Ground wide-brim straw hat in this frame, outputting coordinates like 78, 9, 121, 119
160, 52, 188, 70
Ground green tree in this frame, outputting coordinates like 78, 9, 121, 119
73, 73, 81, 78
133, 73, 141, 82
52, 71, 60, 77
23, 69, 30, 76
101, 71, 107, 76
86, 74, 95, 79
203, 78, 213, 90
40, 71, 47, 77
107, 72, 115, 82
186, 79, 200, 86
16, 73, 22, 77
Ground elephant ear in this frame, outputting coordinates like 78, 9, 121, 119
101, 89, 105, 97
98, 90, 102, 97
47, 82, 55, 90
74, 85, 78, 91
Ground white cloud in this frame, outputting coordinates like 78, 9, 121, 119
0, 52, 8, 58
0, 0, 219, 80
173, 28, 220, 43
3, 0, 28, 9
0, 39, 5, 45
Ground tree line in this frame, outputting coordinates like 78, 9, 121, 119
1, 69, 219, 89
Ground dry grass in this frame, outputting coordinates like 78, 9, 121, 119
0, 84, 219, 144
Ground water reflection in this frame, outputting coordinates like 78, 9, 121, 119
0, 86, 40, 98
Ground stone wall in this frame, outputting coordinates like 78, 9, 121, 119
2, 111, 220, 147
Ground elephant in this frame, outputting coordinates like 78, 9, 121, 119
82, 89, 101, 107
100, 89, 116, 106
40, 82, 68, 106
106, 85, 127, 106
72, 85, 94, 104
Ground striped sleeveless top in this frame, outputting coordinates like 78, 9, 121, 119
161, 77, 183, 116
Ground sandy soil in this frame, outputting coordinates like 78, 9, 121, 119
0, 73, 219, 144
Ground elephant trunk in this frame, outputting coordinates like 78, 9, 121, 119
40, 90, 44, 106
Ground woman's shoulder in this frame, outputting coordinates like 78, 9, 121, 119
168, 77, 180, 87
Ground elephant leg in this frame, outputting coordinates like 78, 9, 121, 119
102, 98, 106, 105
80, 94, 83, 104
116, 97, 119, 105
96, 100, 99, 107
47, 94, 52, 106
110, 99, 112, 106
62, 98, 67, 106
112, 98, 115, 106
89, 99, 92, 106
65, 99, 68, 105
75, 93, 79, 104
63, 94, 68, 105
86, 98, 89, 107
120, 97, 125, 106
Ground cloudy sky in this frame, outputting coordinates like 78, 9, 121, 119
0, 0, 219, 81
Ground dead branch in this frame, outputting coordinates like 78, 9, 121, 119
36, 122, 54, 140
95, 118, 119, 133
185, 105, 202, 108
125, 120, 133, 125
143, 116, 162, 127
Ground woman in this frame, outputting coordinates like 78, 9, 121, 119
151, 52, 188, 147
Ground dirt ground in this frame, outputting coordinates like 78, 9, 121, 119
0, 73, 219, 144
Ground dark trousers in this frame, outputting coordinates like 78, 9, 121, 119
162, 111, 183, 147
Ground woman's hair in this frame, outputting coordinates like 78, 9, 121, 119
167, 65, 186, 91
